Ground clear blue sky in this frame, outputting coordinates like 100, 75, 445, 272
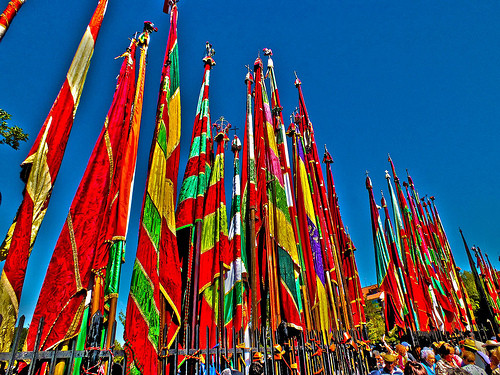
1, 0, 499, 340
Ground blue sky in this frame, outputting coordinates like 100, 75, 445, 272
1, 0, 500, 340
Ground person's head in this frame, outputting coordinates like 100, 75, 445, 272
396, 344, 408, 356
483, 340, 500, 364
372, 350, 384, 369
403, 361, 426, 375
421, 347, 436, 366
461, 350, 475, 365
382, 353, 398, 372
438, 343, 455, 361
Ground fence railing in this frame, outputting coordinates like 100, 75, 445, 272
0, 317, 370, 375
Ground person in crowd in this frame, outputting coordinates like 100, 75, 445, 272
373, 350, 385, 370
483, 340, 500, 375
436, 343, 461, 375
402, 342, 417, 362
465, 331, 488, 356
249, 352, 264, 375
370, 353, 404, 375
433, 342, 443, 362
461, 339, 490, 371
396, 344, 410, 370
403, 361, 427, 375
421, 347, 437, 375
462, 350, 488, 375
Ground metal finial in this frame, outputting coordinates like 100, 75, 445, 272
385, 170, 390, 179
205, 42, 215, 57
213, 116, 231, 133
365, 170, 370, 177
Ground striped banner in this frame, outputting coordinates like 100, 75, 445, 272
254, 58, 302, 327
323, 149, 366, 328
366, 175, 406, 331
125, 9, 182, 375
176, 48, 215, 336
0, 0, 108, 352
291, 127, 330, 332
224, 136, 245, 337
198, 127, 229, 348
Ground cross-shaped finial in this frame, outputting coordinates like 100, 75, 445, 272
230, 124, 240, 137
213, 116, 231, 134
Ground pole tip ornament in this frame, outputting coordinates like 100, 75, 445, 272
137, 21, 157, 47
365, 173, 372, 190
294, 71, 301, 87
244, 65, 254, 84
254, 56, 263, 69
263, 48, 274, 68
231, 135, 242, 153
213, 116, 231, 144
163, 0, 178, 14
385, 170, 391, 180
203, 42, 216, 66
286, 114, 298, 137
323, 145, 334, 164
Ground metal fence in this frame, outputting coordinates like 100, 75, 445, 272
0, 316, 369, 375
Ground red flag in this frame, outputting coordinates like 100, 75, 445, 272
0, 0, 108, 351
26, 36, 140, 351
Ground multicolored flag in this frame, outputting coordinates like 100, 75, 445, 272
198, 123, 230, 348
0, 0, 25, 42
254, 57, 302, 330
240, 68, 260, 329
385, 167, 428, 331
176, 43, 215, 336
26, 31, 142, 351
294, 75, 350, 330
460, 229, 499, 333
124, 10, 182, 374
380, 194, 410, 324
266, 51, 305, 326
290, 124, 330, 332
366, 175, 405, 331
0, 0, 108, 351
323, 148, 365, 329
224, 135, 247, 339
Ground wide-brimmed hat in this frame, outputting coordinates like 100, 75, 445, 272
381, 353, 397, 363
483, 340, 500, 350
463, 339, 477, 351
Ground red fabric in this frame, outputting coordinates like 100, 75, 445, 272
27, 43, 136, 350
0, 0, 24, 30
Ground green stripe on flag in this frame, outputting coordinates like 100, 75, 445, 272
130, 261, 160, 348
143, 194, 161, 250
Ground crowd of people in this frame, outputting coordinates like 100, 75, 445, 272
368, 332, 500, 375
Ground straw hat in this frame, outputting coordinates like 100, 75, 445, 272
381, 353, 397, 363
